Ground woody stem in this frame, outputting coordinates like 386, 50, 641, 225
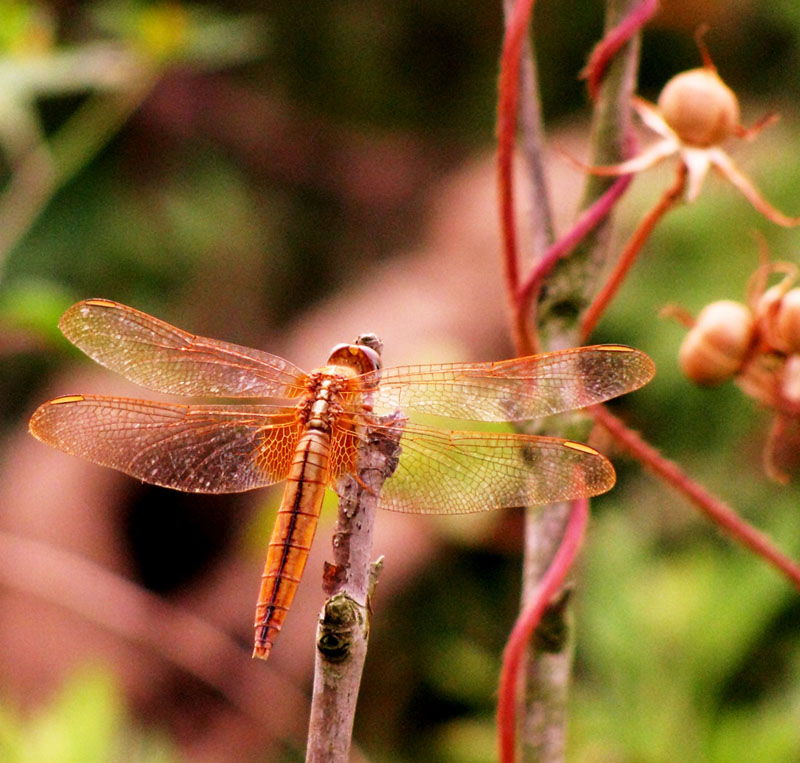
305, 413, 405, 763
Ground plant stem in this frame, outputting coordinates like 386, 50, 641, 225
305, 412, 404, 763
516, 174, 632, 328
497, 0, 541, 354
581, 0, 658, 101
509, 2, 642, 761
502, 0, 555, 258
536, 0, 640, 346
497, 498, 589, 763
514, 498, 571, 763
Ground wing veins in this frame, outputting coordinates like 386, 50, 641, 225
30, 395, 301, 492
365, 421, 613, 514
60, 300, 308, 398
365, 346, 655, 422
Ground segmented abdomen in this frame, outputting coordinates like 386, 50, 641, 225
252, 429, 330, 660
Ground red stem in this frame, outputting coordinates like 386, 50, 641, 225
593, 405, 800, 590
581, 0, 659, 100
496, 498, 590, 763
511, 300, 538, 357
516, 174, 633, 319
497, 0, 538, 353
580, 162, 687, 340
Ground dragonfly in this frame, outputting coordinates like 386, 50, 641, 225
29, 299, 655, 660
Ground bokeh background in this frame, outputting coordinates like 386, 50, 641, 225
1, 1, 799, 761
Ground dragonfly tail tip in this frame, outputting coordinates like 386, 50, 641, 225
252, 644, 272, 661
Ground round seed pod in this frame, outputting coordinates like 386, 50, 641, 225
774, 289, 800, 354
678, 300, 754, 385
657, 68, 740, 147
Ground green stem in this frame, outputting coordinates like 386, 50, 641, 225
516, 2, 642, 761
536, 0, 641, 346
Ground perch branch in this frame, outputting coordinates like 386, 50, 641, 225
305, 411, 405, 763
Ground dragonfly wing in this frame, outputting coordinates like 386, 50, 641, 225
59, 299, 307, 398
29, 395, 300, 493
366, 345, 654, 422
367, 421, 615, 514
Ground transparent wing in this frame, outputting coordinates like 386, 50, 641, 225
59, 299, 308, 398
364, 345, 654, 422
348, 420, 616, 514
29, 395, 300, 493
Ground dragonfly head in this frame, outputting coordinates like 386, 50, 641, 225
326, 336, 383, 380
354, 332, 383, 357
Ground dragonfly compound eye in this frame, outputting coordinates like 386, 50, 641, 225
326, 342, 382, 376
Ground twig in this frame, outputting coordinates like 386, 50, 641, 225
305, 412, 405, 763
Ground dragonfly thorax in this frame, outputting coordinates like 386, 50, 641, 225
299, 373, 350, 433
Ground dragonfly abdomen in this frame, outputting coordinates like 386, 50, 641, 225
252, 429, 331, 660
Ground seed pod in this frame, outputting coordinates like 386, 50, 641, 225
774, 289, 800, 354
657, 68, 740, 147
678, 300, 754, 385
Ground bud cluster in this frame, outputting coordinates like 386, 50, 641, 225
679, 264, 800, 389
677, 262, 800, 481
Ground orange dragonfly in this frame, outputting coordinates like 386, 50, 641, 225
29, 299, 654, 660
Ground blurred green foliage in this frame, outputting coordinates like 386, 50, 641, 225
0, 668, 176, 763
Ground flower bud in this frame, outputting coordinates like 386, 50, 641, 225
678, 300, 754, 385
657, 68, 740, 147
